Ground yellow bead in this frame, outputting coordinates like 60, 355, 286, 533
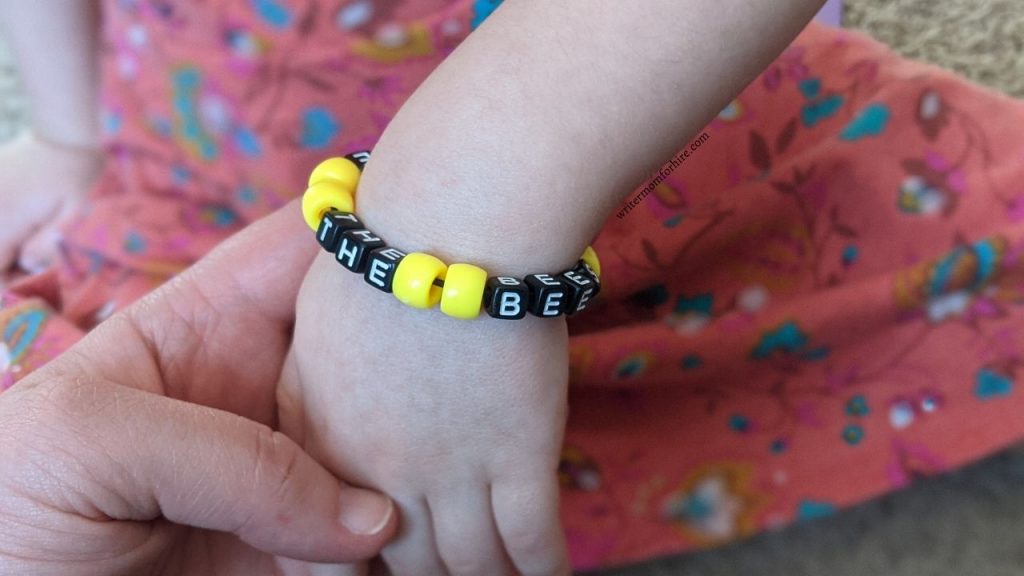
440, 263, 488, 319
392, 252, 447, 309
308, 156, 362, 190
301, 181, 355, 231
581, 245, 602, 278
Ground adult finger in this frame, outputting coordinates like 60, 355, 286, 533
491, 478, 570, 576
73, 198, 318, 418
10, 376, 398, 563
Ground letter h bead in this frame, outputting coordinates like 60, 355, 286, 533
484, 276, 529, 320
336, 229, 385, 273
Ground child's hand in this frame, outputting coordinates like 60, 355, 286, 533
278, 253, 572, 575
0, 131, 101, 275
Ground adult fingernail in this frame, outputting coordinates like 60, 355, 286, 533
339, 488, 393, 535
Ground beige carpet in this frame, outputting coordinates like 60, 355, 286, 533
846, 0, 1024, 98
1, 2, 1023, 575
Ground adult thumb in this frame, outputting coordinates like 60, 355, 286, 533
9, 376, 397, 563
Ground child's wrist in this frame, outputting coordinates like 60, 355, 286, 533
31, 126, 102, 156
302, 153, 602, 321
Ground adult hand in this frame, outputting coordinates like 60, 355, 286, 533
0, 201, 398, 575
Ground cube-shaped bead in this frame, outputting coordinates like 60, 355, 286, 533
525, 273, 568, 317
484, 276, 529, 320
336, 229, 385, 273
345, 150, 372, 171
560, 263, 601, 315
317, 211, 364, 253
364, 247, 407, 293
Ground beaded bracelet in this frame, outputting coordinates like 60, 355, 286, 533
300, 151, 601, 320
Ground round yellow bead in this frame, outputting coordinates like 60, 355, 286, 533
581, 245, 602, 278
301, 181, 355, 231
439, 263, 488, 319
308, 156, 362, 190
392, 252, 447, 309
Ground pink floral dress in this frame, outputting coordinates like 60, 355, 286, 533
3, 0, 1024, 570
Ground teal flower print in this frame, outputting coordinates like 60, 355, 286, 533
798, 78, 844, 128
300, 107, 341, 150
251, 0, 293, 29
840, 103, 891, 140
750, 321, 829, 361
975, 368, 1013, 400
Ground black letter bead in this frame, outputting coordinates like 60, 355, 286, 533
336, 228, 385, 273
484, 276, 529, 320
524, 273, 568, 318
364, 247, 406, 293
560, 263, 601, 315
317, 211, 363, 253
345, 150, 371, 171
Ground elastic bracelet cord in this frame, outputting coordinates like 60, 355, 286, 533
301, 151, 601, 320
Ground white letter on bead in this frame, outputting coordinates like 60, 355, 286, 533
379, 248, 406, 261
563, 269, 591, 286
542, 291, 564, 316
318, 218, 334, 243
497, 276, 520, 286
575, 287, 595, 312
337, 237, 359, 268
499, 292, 522, 317
350, 229, 381, 243
535, 274, 560, 287
367, 259, 388, 288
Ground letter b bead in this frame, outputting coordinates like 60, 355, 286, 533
484, 277, 528, 320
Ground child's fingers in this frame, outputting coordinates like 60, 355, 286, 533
429, 486, 514, 575
492, 478, 571, 576
380, 496, 448, 576
18, 195, 77, 274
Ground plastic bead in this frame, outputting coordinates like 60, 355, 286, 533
317, 211, 363, 253
302, 181, 355, 231
336, 229, 386, 273
440, 263, 488, 319
364, 247, 407, 293
561, 263, 601, 315
345, 150, 372, 171
393, 252, 448, 309
581, 245, 601, 278
308, 156, 362, 190
525, 273, 568, 317
483, 276, 529, 320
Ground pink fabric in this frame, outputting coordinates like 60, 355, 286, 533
3, 1, 1024, 569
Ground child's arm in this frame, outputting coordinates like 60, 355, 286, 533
283, 2, 825, 574
0, 0, 101, 149
355, 0, 825, 273
0, 1, 103, 274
